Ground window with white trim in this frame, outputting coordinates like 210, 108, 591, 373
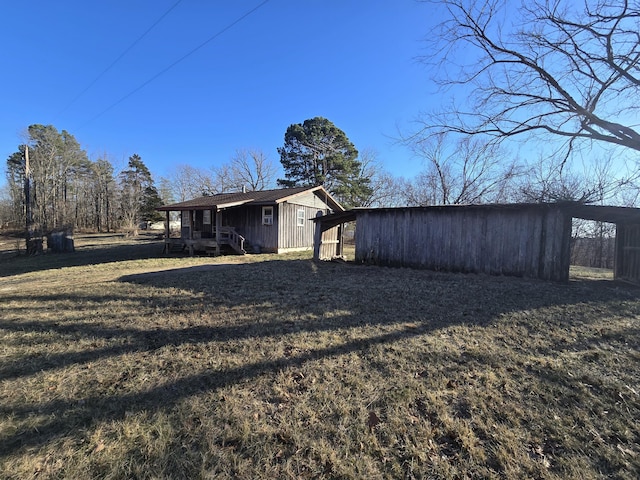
297, 209, 305, 226
203, 210, 211, 225
181, 211, 190, 227
262, 206, 273, 225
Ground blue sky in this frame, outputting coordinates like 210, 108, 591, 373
1, 1, 440, 185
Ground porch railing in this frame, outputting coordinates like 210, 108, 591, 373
215, 227, 246, 254
163, 227, 246, 255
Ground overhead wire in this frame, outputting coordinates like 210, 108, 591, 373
59, 0, 184, 116
78, 0, 272, 129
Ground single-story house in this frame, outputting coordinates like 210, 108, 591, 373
313, 202, 640, 283
157, 186, 343, 255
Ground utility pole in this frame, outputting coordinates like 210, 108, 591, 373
24, 145, 33, 253
23, 146, 40, 254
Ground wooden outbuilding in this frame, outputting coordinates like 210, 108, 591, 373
157, 186, 343, 255
313, 202, 640, 283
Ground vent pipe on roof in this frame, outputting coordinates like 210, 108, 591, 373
242, 185, 246, 193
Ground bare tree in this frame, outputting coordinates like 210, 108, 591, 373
517, 152, 640, 203
229, 148, 277, 191
5, 125, 89, 235
418, 0, 640, 159
573, 219, 616, 268
364, 171, 411, 207
169, 164, 216, 200
91, 158, 116, 232
0, 183, 16, 229
210, 164, 238, 194
405, 134, 521, 205
167, 153, 276, 202
353, 149, 410, 207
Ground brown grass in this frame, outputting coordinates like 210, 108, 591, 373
0, 234, 639, 479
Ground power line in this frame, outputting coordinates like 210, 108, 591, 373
79, 0, 271, 129
59, 0, 184, 116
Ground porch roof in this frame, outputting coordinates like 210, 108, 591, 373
157, 186, 343, 212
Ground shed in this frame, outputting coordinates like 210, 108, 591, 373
157, 186, 343, 255
313, 203, 640, 283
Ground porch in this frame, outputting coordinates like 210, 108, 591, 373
163, 227, 246, 255
162, 205, 246, 256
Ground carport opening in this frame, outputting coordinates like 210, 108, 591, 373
570, 218, 615, 281
341, 221, 357, 261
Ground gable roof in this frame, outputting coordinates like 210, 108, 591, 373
157, 186, 344, 212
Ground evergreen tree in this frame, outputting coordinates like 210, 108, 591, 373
277, 117, 372, 207
118, 154, 162, 231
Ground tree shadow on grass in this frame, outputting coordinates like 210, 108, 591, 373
1, 259, 639, 459
0, 321, 435, 456
0, 235, 164, 278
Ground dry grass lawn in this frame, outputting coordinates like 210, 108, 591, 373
1, 234, 639, 479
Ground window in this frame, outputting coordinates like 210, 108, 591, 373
203, 210, 211, 225
262, 206, 273, 225
297, 209, 305, 226
181, 211, 190, 227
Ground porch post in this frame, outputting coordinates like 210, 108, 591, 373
164, 211, 170, 238
215, 208, 221, 256
188, 210, 194, 256
163, 211, 170, 254
313, 211, 323, 261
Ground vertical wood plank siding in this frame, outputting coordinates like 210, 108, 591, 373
615, 224, 640, 283
223, 206, 279, 252
354, 206, 571, 281
320, 226, 341, 259
278, 203, 326, 250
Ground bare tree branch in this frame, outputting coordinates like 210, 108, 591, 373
420, 0, 640, 153
229, 148, 277, 191
406, 134, 522, 205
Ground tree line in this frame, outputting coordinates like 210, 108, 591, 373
3, 125, 164, 240
3, 116, 639, 238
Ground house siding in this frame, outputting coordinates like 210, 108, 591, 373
286, 191, 336, 210
162, 187, 344, 256
278, 202, 327, 251
223, 205, 279, 252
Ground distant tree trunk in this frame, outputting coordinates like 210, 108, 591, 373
106, 191, 111, 232
24, 146, 42, 255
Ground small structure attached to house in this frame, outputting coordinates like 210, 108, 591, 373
313, 202, 640, 284
157, 186, 343, 256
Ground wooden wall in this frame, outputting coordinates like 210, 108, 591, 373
224, 206, 279, 252
319, 226, 342, 259
354, 206, 572, 281
278, 203, 328, 251
615, 223, 640, 283
224, 202, 331, 253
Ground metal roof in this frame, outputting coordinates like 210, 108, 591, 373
157, 186, 344, 212
313, 202, 640, 227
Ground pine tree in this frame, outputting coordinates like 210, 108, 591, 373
277, 117, 372, 207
